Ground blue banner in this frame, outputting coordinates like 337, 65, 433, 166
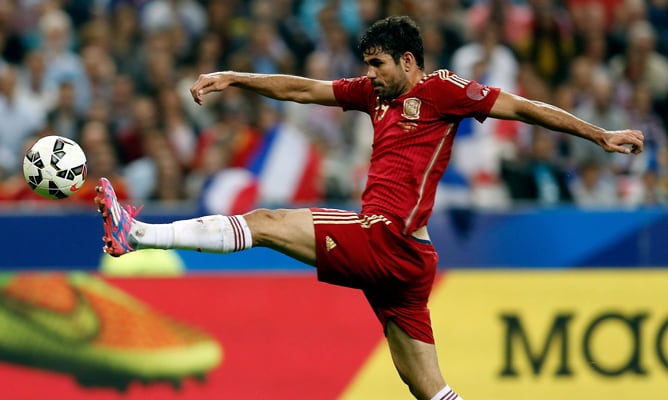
0, 206, 666, 270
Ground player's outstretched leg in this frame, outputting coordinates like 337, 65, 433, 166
93, 177, 314, 261
94, 177, 143, 257
94, 177, 252, 257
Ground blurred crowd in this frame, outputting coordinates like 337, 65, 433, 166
0, 0, 666, 213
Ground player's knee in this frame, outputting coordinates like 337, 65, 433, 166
243, 208, 290, 244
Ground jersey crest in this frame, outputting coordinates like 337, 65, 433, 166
401, 97, 422, 120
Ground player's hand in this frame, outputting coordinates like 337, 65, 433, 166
600, 129, 644, 155
190, 72, 233, 105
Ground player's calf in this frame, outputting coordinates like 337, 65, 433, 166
130, 214, 253, 253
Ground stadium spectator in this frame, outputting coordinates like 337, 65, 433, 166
0, 134, 51, 202
114, 95, 160, 164
191, 31, 225, 73
316, 20, 360, 80
0, 0, 25, 65
574, 31, 611, 80
647, 0, 668, 57
357, 0, 384, 33
250, 0, 314, 74
570, 72, 629, 168
298, 0, 362, 42
77, 119, 129, 204
501, 127, 574, 205
419, 20, 463, 77
136, 40, 178, 97
465, 0, 533, 47
142, 129, 189, 203
569, 158, 619, 208
612, 83, 667, 176
108, 3, 143, 78
449, 22, 521, 201
514, 0, 575, 88
108, 73, 137, 142
0, 65, 45, 178
561, 56, 602, 111
570, 0, 625, 62
139, 0, 207, 44
608, 20, 668, 126
45, 80, 83, 141
567, 0, 626, 34
18, 49, 56, 114
245, 19, 295, 75
36, 9, 90, 116
613, 83, 668, 206
156, 85, 197, 169
451, 22, 519, 91
80, 44, 115, 106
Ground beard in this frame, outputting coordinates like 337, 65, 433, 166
373, 82, 403, 100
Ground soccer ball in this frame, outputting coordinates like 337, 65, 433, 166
23, 135, 88, 199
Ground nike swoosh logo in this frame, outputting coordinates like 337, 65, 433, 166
0, 280, 99, 343
70, 183, 81, 192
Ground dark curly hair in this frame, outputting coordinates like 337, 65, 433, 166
358, 16, 425, 70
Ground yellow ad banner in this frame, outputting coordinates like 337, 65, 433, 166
343, 269, 668, 399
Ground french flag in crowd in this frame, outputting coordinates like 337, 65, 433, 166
200, 122, 322, 215
246, 122, 322, 205
200, 168, 260, 216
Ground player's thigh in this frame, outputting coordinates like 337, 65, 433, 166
243, 208, 316, 265
386, 320, 445, 400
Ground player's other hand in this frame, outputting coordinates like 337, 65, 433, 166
600, 129, 644, 155
190, 72, 232, 105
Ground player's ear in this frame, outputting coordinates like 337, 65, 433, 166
402, 52, 415, 71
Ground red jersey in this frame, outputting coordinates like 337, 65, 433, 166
333, 70, 500, 234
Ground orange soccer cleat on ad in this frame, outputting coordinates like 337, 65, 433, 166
0, 272, 222, 390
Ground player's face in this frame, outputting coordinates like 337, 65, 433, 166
363, 48, 409, 100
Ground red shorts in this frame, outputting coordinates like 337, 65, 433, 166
311, 208, 438, 344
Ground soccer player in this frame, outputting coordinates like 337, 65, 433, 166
95, 16, 644, 400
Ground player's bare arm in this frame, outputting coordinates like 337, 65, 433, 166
489, 90, 645, 155
189, 71, 338, 106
